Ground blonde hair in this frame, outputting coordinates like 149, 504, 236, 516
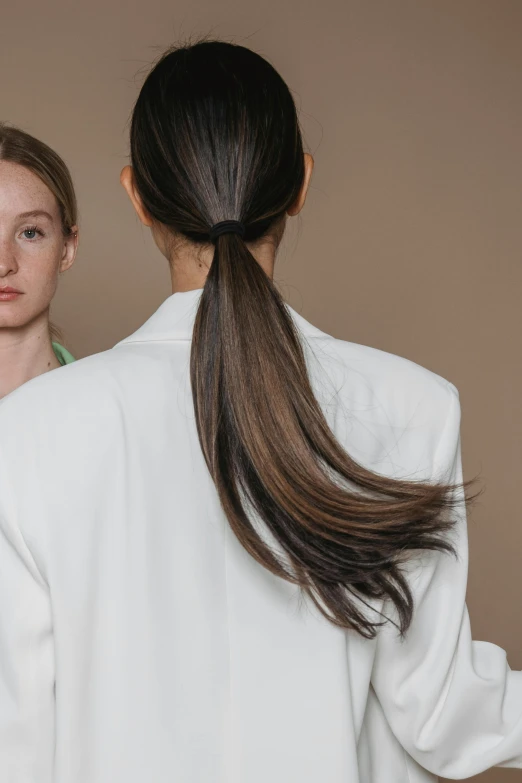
0, 122, 77, 234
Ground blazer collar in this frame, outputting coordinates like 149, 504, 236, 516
116, 287, 329, 346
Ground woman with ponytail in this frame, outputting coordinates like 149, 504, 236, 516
0, 40, 521, 783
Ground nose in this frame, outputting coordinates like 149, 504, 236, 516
0, 235, 19, 278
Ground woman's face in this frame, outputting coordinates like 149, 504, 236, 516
0, 160, 77, 330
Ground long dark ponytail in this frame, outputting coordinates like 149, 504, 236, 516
130, 40, 472, 638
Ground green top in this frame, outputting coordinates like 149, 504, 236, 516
52, 342, 76, 366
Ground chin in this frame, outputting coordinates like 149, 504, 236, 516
0, 296, 52, 330
0, 309, 36, 330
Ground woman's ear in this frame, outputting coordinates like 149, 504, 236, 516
287, 153, 314, 217
120, 165, 154, 227
59, 225, 79, 274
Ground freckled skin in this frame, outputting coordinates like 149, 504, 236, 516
0, 161, 76, 330
0, 160, 78, 397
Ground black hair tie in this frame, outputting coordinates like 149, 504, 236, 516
209, 220, 246, 242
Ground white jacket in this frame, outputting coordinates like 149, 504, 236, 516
0, 288, 521, 783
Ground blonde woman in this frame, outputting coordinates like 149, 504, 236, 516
0, 124, 78, 399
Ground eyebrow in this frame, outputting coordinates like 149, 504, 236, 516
16, 210, 54, 221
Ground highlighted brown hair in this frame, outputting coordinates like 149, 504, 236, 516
129, 40, 475, 638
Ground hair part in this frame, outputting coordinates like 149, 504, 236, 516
129, 39, 477, 638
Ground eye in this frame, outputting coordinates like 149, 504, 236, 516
21, 226, 44, 240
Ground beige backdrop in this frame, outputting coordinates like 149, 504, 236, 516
2, 1, 521, 780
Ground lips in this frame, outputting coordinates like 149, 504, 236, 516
0, 287, 22, 301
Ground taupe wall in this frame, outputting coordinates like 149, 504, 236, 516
2, 1, 521, 780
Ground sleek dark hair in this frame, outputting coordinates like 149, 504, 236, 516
129, 40, 473, 638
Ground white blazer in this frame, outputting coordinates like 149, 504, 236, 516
0, 288, 521, 783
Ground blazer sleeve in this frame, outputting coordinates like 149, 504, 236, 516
371, 384, 522, 779
0, 446, 55, 782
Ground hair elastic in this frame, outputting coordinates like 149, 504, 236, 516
209, 220, 246, 242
